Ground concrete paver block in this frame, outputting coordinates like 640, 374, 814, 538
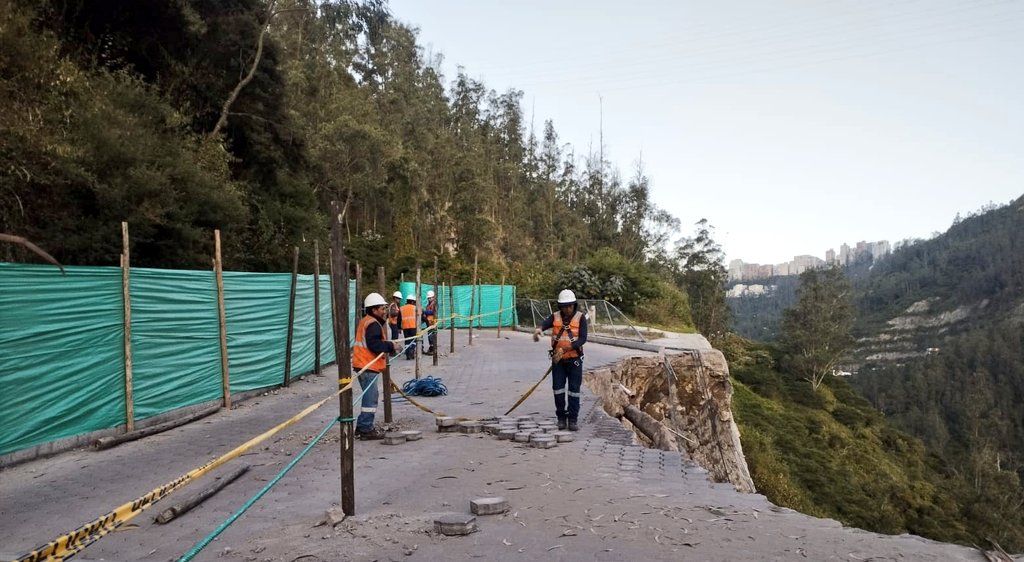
383, 434, 407, 445
552, 431, 575, 443
470, 496, 509, 515
513, 432, 532, 443
435, 416, 456, 427
434, 513, 477, 536
400, 430, 422, 441
483, 424, 502, 434
458, 421, 483, 434
437, 425, 460, 433
497, 429, 516, 440
531, 436, 557, 449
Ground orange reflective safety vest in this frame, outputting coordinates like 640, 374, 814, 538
400, 303, 418, 329
551, 311, 584, 359
424, 300, 437, 326
353, 315, 388, 372
388, 302, 400, 326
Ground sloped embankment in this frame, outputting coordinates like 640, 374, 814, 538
584, 350, 755, 492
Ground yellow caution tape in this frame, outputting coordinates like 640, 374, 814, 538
504, 362, 555, 416
13, 353, 386, 562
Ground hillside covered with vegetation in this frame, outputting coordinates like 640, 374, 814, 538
0, 0, 740, 332
724, 198, 1024, 550
725, 336, 1020, 550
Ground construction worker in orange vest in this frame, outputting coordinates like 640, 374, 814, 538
400, 294, 418, 360
388, 290, 403, 341
533, 289, 588, 431
422, 290, 437, 355
354, 293, 401, 440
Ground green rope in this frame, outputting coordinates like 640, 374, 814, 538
177, 418, 339, 562
179, 373, 384, 561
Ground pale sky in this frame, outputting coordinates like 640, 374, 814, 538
389, 0, 1024, 265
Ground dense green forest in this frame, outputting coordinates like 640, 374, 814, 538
0, 0, 726, 328
850, 199, 1024, 549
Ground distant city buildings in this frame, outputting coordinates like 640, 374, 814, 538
728, 240, 891, 281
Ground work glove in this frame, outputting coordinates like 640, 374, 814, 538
532, 328, 541, 342
553, 348, 564, 362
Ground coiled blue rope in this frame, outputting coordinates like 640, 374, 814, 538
401, 376, 447, 397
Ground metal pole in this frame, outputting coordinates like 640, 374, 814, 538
283, 246, 299, 387
331, 201, 354, 516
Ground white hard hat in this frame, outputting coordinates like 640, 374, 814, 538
364, 292, 387, 308
557, 289, 576, 304
407, 294, 417, 302
392, 291, 402, 299
427, 290, 435, 299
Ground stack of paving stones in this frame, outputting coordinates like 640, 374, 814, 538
482, 415, 573, 449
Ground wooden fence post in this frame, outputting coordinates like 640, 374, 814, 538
121, 222, 134, 432
215, 230, 230, 408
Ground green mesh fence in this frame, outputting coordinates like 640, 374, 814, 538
1, 264, 125, 457
397, 282, 516, 328
0, 263, 355, 457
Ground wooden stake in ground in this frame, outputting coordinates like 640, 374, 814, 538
415, 266, 422, 380
433, 256, 439, 366
121, 222, 134, 432
330, 201, 354, 516
283, 245, 299, 387
314, 241, 321, 374
214, 230, 231, 407
354, 262, 362, 309
469, 252, 478, 345
497, 273, 505, 339
328, 248, 338, 352
449, 276, 455, 354
378, 265, 392, 423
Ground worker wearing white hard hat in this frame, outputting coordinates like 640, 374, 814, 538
532, 289, 588, 431
422, 289, 438, 355
388, 291, 403, 340
353, 293, 401, 440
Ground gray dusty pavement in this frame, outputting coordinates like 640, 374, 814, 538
0, 330, 989, 561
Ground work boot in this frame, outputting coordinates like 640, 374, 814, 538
557, 419, 567, 430
568, 421, 579, 432
356, 428, 385, 440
